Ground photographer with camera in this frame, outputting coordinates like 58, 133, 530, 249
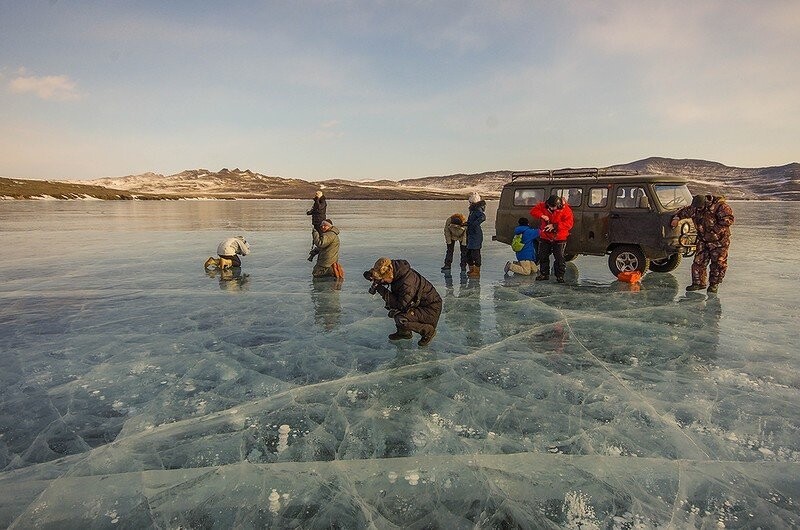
364, 257, 442, 347
310, 220, 343, 278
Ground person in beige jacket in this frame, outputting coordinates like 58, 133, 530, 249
441, 213, 467, 272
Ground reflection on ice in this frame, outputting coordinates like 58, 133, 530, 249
0, 200, 798, 527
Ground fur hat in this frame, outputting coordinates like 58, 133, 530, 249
546, 195, 560, 208
518, 217, 529, 226
368, 257, 393, 283
450, 213, 466, 225
320, 219, 333, 229
468, 192, 481, 204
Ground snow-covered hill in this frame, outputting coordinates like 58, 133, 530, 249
66, 157, 800, 201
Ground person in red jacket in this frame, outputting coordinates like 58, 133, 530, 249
529, 195, 574, 283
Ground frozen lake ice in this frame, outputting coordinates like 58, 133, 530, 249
0, 199, 798, 528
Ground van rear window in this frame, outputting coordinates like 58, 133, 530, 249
514, 188, 545, 206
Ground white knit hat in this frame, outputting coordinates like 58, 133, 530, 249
468, 192, 481, 204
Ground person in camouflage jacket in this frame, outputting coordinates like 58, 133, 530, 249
671, 194, 735, 293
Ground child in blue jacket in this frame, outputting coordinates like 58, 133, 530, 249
504, 218, 540, 276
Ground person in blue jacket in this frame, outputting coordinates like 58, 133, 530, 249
465, 192, 486, 277
504, 217, 540, 276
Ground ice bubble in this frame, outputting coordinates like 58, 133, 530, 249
268, 489, 281, 514
388, 472, 398, 484
277, 424, 291, 454
405, 471, 420, 486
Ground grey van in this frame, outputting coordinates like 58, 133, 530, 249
494, 168, 697, 275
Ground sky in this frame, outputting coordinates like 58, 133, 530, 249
1, 1, 798, 181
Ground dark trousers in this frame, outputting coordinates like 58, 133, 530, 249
466, 248, 482, 267
444, 242, 468, 269
395, 301, 442, 337
537, 240, 566, 278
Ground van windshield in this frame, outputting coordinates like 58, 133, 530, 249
654, 184, 692, 210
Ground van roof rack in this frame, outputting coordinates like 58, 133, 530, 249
510, 167, 639, 182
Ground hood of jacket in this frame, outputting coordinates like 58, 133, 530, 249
469, 200, 486, 211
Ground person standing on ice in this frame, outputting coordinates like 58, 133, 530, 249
306, 189, 327, 233
465, 192, 486, 278
530, 195, 574, 283
364, 257, 441, 347
671, 194, 734, 293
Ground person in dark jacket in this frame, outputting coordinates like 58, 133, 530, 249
465, 192, 486, 278
364, 257, 442, 346
306, 190, 327, 232
671, 194, 734, 293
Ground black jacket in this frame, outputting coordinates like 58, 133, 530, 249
306, 196, 327, 227
377, 259, 441, 312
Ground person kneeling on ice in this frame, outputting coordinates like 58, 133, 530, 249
364, 257, 442, 347
311, 219, 344, 278
204, 236, 250, 269
505, 217, 540, 276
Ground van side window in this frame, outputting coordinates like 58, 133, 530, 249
552, 187, 582, 207
513, 188, 545, 206
588, 187, 608, 208
615, 186, 648, 208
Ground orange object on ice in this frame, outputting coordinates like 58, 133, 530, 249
617, 270, 642, 283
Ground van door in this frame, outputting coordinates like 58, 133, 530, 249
609, 185, 659, 248
580, 185, 612, 255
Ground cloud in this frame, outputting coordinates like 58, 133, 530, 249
8, 72, 81, 101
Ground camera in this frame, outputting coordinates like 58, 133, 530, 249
307, 248, 320, 262
368, 282, 380, 295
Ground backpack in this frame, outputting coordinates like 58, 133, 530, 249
511, 233, 524, 252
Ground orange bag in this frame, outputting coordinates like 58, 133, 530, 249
617, 270, 642, 283
331, 262, 345, 279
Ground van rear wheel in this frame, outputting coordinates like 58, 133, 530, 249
649, 253, 682, 273
609, 245, 649, 276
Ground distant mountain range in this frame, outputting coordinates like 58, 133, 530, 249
2, 157, 798, 200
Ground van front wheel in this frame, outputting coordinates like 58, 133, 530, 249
649, 253, 682, 273
608, 246, 649, 276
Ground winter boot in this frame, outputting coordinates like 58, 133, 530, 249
388, 329, 413, 340
535, 273, 549, 281
468, 265, 481, 278
686, 283, 707, 291
418, 325, 436, 347
556, 277, 565, 283
707, 284, 719, 293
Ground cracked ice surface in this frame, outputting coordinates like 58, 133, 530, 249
0, 200, 798, 528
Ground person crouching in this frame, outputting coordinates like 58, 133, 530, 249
311, 219, 342, 278
364, 257, 442, 347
